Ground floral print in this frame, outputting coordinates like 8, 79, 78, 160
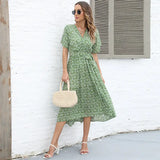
56, 24, 116, 127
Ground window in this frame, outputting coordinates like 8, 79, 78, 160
90, 0, 150, 59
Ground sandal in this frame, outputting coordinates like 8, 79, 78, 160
80, 141, 89, 154
43, 144, 60, 158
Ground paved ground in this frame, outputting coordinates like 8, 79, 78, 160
13, 130, 160, 160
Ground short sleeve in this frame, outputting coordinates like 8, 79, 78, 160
61, 25, 69, 49
91, 29, 102, 54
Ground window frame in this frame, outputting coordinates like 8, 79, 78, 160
90, 0, 150, 59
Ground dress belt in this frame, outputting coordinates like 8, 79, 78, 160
69, 52, 94, 61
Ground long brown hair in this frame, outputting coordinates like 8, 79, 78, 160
75, 1, 96, 43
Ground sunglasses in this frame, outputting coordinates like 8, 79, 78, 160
72, 9, 82, 15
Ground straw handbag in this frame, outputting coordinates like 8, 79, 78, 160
53, 80, 78, 108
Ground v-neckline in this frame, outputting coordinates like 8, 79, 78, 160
74, 24, 87, 38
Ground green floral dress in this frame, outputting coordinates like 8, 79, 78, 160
56, 24, 116, 126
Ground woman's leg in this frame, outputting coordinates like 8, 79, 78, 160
44, 121, 66, 157
81, 117, 91, 153
51, 121, 66, 145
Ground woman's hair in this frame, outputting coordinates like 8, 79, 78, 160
75, 1, 96, 43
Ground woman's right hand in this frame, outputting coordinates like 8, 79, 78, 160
62, 71, 69, 83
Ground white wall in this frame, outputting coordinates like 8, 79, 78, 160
9, 0, 160, 158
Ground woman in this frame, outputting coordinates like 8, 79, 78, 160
43, 1, 116, 158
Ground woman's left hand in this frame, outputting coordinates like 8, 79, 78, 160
100, 74, 105, 83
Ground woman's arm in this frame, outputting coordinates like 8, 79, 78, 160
92, 53, 102, 75
92, 53, 105, 83
62, 47, 68, 73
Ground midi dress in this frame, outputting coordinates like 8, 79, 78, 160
56, 24, 116, 127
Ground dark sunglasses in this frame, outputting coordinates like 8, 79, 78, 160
72, 9, 82, 15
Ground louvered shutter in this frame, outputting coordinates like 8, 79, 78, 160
90, 0, 150, 58
94, 0, 109, 55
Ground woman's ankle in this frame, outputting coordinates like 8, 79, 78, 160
51, 141, 58, 147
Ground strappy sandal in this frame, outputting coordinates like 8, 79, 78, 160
43, 144, 60, 159
80, 141, 89, 155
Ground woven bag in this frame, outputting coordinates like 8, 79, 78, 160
53, 80, 78, 107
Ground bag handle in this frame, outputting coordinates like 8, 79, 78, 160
60, 80, 70, 91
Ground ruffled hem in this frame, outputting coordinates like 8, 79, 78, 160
57, 112, 116, 127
